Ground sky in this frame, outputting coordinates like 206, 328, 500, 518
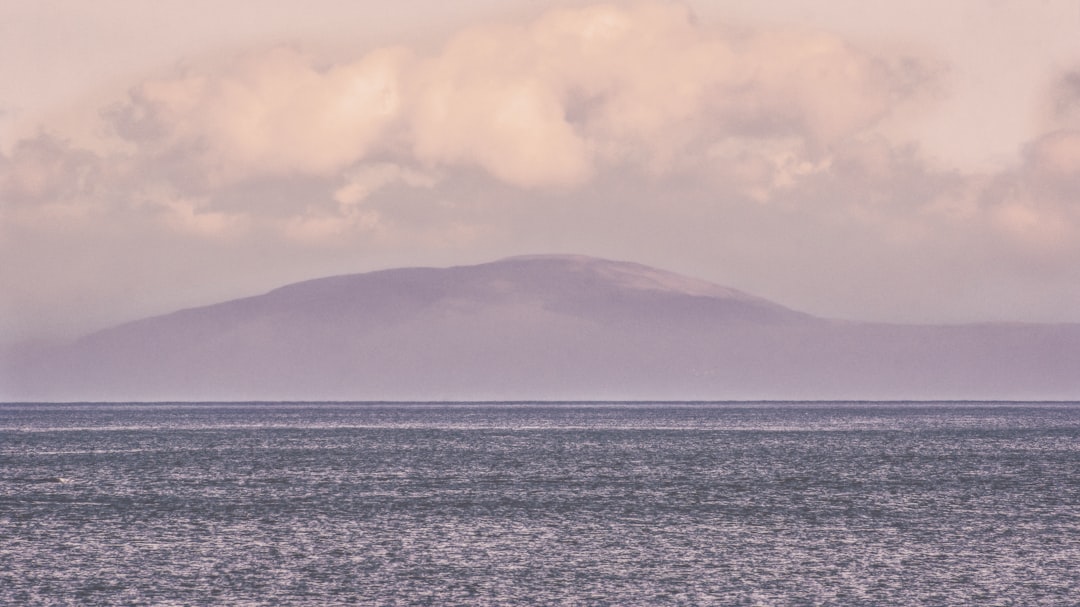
2, 0, 1080, 347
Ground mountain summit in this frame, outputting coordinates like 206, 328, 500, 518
5, 255, 1079, 401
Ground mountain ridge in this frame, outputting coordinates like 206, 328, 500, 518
4, 255, 1079, 401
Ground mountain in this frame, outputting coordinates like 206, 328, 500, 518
4, 255, 1080, 401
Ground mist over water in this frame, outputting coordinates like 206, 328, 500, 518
2, 402, 1079, 605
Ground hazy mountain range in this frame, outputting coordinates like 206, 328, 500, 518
4, 255, 1079, 401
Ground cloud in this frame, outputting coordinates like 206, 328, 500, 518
955, 74, 1080, 259
1050, 69, 1080, 127
140, 188, 251, 239
333, 163, 439, 208
0, 134, 100, 206
107, 46, 409, 185
1025, 129, 1080, 176
982, 128, 1080, 254
281, 209, 382, 244
95, 1, 927, 192
4, 0, 928, 255
278, 163, 439, 245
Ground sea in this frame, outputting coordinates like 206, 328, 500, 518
1, 402, 1078, 606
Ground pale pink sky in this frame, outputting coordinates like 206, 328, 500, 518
2, 0, 1080, 346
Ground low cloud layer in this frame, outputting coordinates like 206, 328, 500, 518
2, 1, 1080, 345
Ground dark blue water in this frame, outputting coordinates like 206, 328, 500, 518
2, 402, 1078, 605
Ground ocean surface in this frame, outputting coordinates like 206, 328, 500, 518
2, 402, 1078, 605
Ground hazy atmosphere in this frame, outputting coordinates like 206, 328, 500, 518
4, 0, 1080, 348
4, 6, 1080, 602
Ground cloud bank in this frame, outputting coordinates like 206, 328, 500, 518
100, 3, 925, 189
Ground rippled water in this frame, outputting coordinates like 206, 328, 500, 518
2, 402, 1079, 605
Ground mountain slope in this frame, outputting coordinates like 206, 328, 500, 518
5, 255, 1080, 401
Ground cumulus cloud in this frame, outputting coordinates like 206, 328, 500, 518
96, 1, 926, 192
0, 2, 1066, 248
107, 46, 408, 186
0, 0, 925, 253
